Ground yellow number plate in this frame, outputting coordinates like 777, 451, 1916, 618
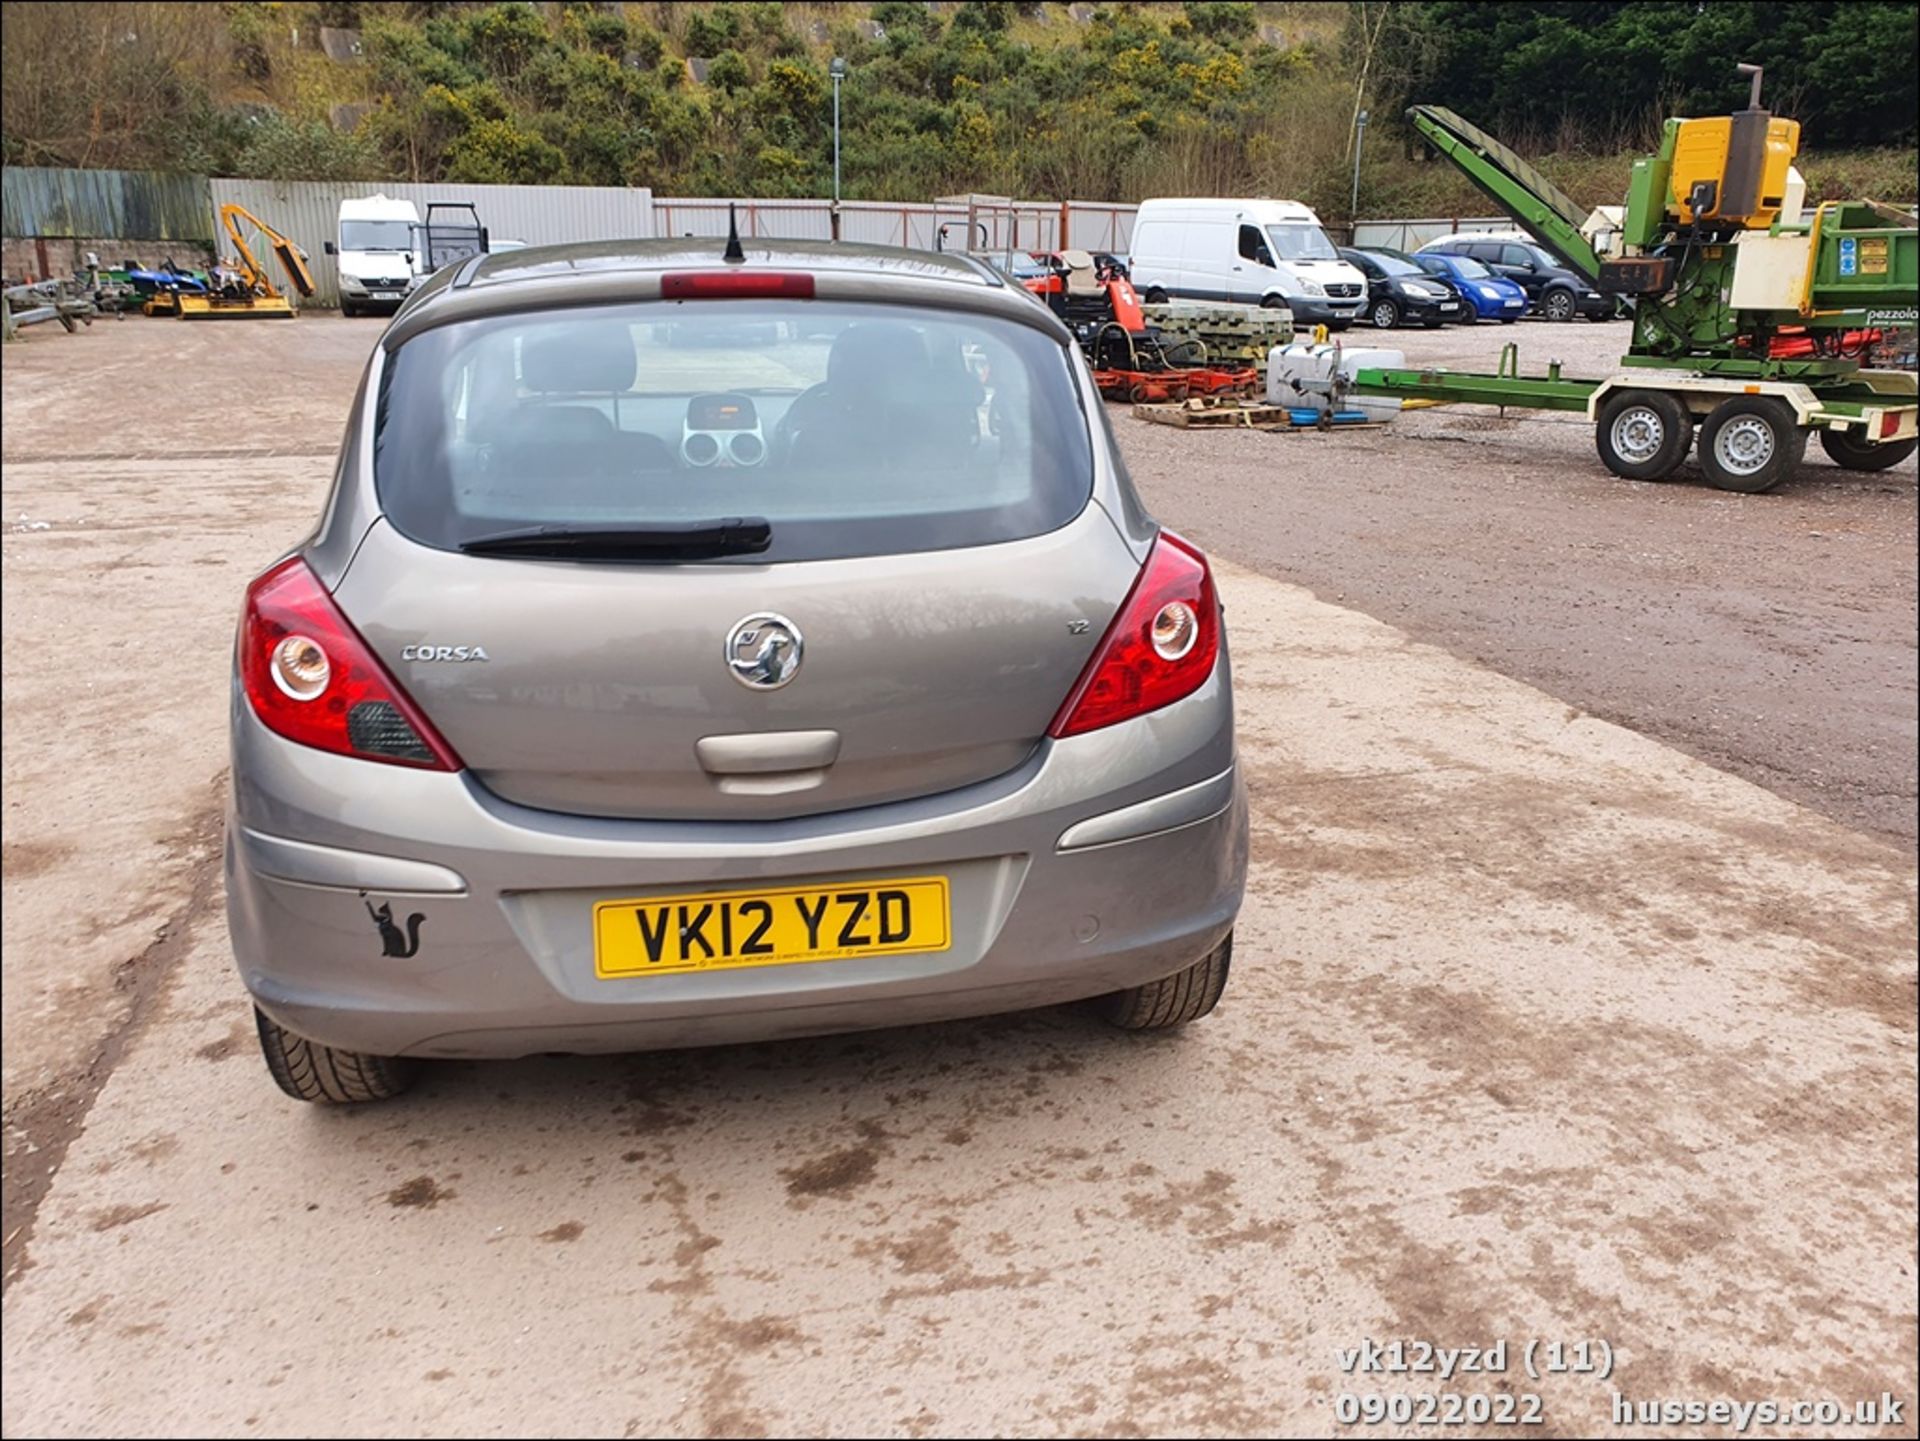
593, 876, 951, 979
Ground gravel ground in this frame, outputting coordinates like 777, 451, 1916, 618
1118, 317, 1919, 843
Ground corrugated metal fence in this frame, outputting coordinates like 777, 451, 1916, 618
2, 166, 214, 242
654, 198, 1134, 254
1351, 216, 1511, 251
209, 177, 656, 306
2, 163, 1324, 304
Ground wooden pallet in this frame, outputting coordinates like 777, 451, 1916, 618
1132, 399, 1290, 429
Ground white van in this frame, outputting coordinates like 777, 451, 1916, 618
324, 195, 423, 317
1129, 198, 1368, 330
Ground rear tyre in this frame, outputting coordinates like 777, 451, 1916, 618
1144, 287, 1168, 305
1097, 934, 1232, 1031
255, 1007, 417, 1103
1697, 396, 1806, 493
1818, 428, 1917, 472
1595, 390, 1693, 481
1369, 298, 1400, 329
1542, 288, 1577, 322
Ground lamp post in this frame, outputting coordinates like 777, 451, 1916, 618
830, 56, 846, 240
1351, 108, 1369, 224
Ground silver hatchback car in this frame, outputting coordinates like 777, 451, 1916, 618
227, 238, 1246, 1102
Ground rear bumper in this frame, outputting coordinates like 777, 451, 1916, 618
225, 664, 1247, 1058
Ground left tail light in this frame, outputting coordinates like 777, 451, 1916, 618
1049, 531, 1221, 738
239, 557, 462, 770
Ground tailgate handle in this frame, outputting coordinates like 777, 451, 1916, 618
696, 730, 841, 775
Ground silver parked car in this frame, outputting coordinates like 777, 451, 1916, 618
228, 238, 1247, 1102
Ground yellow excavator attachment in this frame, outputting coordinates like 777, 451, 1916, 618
177, 203, 314, 319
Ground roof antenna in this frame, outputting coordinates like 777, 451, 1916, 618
723, 202, 745, 263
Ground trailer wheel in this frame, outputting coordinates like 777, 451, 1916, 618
1818, 428, 1917, 472
1698, 396, 1806, 493
1596, 390, 1692, 481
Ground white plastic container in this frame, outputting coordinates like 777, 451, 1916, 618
1265, 343, 1404, 422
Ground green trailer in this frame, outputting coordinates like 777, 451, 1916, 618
1352, 69, 1918, 492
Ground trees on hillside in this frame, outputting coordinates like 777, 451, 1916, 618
1378, 2, 1918, 150
1, 2, 1912, 207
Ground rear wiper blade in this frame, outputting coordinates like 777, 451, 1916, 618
458, 517, 772, 559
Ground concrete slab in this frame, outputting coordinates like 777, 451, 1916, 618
2, 560, 1911, 1436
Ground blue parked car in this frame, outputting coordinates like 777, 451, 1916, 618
1413, 252, 1528, 323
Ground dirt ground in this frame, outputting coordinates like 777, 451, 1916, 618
1, 313, 1915, 1438
1121, 319, 1919, 844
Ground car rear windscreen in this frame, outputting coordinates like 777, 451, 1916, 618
374, 299, 1095, 563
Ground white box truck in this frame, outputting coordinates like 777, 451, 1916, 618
1128, 198, 1369, 331
324, 195, 423, 317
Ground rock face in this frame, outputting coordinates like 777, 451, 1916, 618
686, 56, 711, 85
329, 101, 372, 133
855, 19, 887, 42
318, 25, 362, 62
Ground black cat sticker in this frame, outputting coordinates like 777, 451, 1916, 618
365, 899, 426, 959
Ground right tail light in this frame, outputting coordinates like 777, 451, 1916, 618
1049, 531, 1221, 738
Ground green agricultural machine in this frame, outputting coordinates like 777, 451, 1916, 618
1354, 66, 1919, 492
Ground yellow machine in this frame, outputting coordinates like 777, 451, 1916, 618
172, 203, 315, 319
1666, 112, 1801, 227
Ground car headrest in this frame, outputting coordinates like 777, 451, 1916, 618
521, 327, 636, 394
827, 322, 928, 393
500, 405, 615, 449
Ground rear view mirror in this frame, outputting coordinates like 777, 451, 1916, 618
323, 241, 337, 255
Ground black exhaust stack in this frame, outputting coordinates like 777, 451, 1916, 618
1720, 63, 1771, 224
